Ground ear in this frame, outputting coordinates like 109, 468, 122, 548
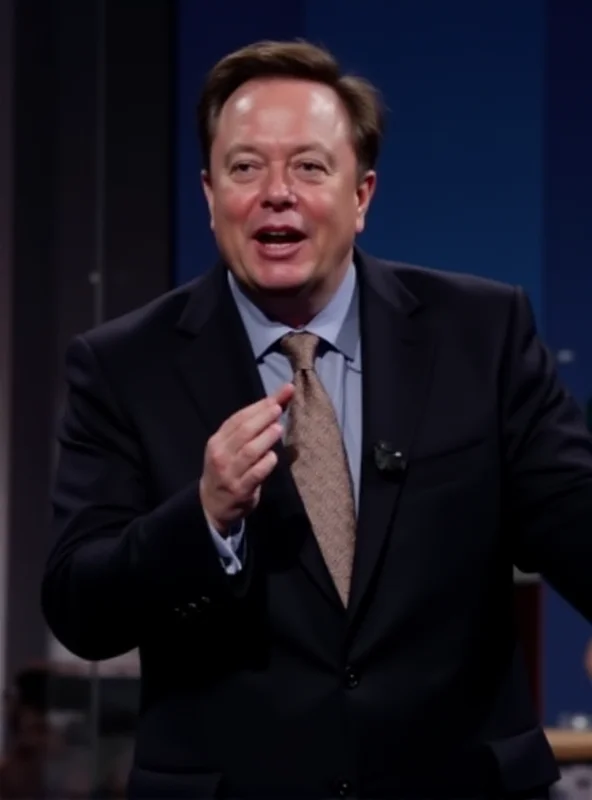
201, 169, 215, 230
355, 171, 377, 235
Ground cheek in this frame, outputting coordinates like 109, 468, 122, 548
215, 186, 258, 225
302, 186, 359, 232
303, 191, 340, 227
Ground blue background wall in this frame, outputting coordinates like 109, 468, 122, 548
174, 0, 592, 724
542, 0, 592, 725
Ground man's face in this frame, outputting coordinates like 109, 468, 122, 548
202, 78, 376, 311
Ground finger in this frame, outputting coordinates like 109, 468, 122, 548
222, 396, 282, 443
224, 405, 283, 456
234, 421, 283, 476
273, 382, 295, 409
224, 383, 293, 440
224, 386, 292, 455
240, 450, 279, 496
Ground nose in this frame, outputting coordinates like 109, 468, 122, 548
260, 165, 296, 210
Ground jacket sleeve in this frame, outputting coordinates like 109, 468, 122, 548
42, 334, 253, 661
503, 287, 592, 619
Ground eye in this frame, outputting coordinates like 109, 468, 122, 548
296, 161, 327, 174
229, 162, 259, 175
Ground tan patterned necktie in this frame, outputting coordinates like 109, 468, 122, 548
281, 332, 356, 605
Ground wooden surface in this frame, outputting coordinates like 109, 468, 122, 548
545, 727, 592, 761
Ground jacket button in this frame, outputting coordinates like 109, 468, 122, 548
336, 779, 352, 797
344, 666, 359, 689
188, 597, 211, 615
173, 597, 211, 618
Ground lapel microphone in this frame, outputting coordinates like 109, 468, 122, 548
373, 441, 407, 479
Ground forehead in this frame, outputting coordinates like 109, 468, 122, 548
213, 78, 351, 149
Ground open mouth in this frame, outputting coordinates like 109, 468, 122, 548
253, 227, 307, 245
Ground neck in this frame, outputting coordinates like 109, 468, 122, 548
236, 254, 353, 329
265, 302, 317, 330
246, 287, 325, 329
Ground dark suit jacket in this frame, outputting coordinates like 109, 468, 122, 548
42, 249, 592, 799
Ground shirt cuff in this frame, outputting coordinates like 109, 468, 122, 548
206, 516, 246, 575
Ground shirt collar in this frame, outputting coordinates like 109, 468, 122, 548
228, 262, 359, 365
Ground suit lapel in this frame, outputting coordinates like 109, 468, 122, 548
175, 263, 342, 610
175, 264, 263, 434
347, 251, 437, 624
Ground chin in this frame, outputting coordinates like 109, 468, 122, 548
254, 283, 307, 300
249, 261, 314, 294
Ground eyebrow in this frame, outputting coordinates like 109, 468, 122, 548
223, 143, 336, 168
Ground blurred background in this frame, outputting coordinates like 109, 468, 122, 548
1, 0, 592, 796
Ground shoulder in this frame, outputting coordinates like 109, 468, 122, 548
82, 279, 200, 351
359, 252, 540, 369
384, 257, 518, 306
68, 267, 218, 368
366, 253, 530, 333
59, 270, 219, 396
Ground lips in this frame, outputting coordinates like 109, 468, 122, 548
251, 226, 307, 261
253, 225, 307, 245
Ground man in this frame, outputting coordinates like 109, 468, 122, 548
42, 39, 592, 799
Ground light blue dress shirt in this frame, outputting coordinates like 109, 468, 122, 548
208, 262, 362, 574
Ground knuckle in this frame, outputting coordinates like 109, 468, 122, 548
242, 440, 258, 461
227, 477, 244, 498
252, 459, 270, 483
237, 419, 253, 440
207, 440, 225, 469
248, 468, 262, 487
228, 409, 243, 428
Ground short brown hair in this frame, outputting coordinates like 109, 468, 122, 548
197, 40, 385, 176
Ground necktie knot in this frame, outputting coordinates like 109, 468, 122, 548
280, 332, 319, 372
